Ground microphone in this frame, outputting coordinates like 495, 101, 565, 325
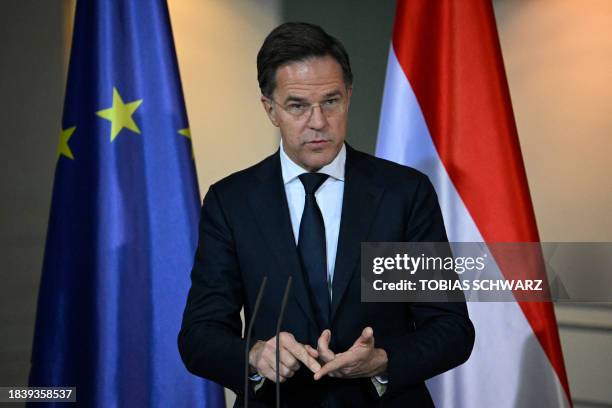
244, 276, 268, 408
275, 276, 293, 408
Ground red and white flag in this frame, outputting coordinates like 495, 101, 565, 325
375, 1, 571, 406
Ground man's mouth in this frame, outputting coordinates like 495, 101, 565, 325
306, 140, 329, 146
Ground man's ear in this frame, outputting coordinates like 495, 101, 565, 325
260, 96, 280, 127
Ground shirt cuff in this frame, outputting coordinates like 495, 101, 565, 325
248, 373, 262, 381
374, 374, 388, 384
248, 373, 266, 393
371, 375, 388, 396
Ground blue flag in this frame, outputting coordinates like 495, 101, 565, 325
29, 1, 225, 406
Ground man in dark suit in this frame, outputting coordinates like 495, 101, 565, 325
179, 22, 474, 407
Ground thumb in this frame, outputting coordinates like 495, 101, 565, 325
318, 329, 331, 348
354, 327, 374, 348
318, 329, 335, 362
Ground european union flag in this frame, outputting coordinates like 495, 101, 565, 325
29, 1, 225, 406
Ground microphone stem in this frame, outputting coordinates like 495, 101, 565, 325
276, 276, 293, 408
244, 276, 267, 408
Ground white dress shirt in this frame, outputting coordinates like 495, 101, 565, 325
280, 141, 345, 300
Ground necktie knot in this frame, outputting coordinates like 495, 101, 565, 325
298, 173, 329, 195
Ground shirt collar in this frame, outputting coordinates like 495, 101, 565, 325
280, 140, 346, 184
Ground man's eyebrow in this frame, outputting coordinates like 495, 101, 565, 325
322, 91, 342, 98
283, 95, 308, 104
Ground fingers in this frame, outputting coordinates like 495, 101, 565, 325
280, 332, 322, 373
263, 359, 295, 381
275, 347, 300, 372
257, 337, 301, 382
304, 344, 319, 359
317, 329, 335, 363
258, 359, 292, 383
314, 352, 351, 380
314, 327, 376, 380
254, 346, 292, 383
353, 326, 374, 348
254, 329, 376, 383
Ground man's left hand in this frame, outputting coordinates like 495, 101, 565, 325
313, 327, 388, 380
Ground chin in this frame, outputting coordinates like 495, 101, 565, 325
303, 154, 334, 171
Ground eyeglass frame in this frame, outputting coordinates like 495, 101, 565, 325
263, 91, 350, 120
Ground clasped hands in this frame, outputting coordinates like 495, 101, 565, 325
248, 327, 388, 383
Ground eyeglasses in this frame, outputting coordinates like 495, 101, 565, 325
267, 95, 347, 120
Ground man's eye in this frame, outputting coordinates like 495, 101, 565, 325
323, 98, 339, 106
287, 103, 306, 111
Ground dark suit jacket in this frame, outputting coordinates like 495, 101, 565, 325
179, 145, 475, 407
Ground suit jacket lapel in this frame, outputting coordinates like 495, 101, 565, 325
248, 151, 319, 329
331, 146, 384, 322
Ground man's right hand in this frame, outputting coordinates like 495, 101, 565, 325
248, 332, 321, 383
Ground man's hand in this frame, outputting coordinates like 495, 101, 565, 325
306, 329, 335, 366
249, 332, 321, 383
313, 327, 388, 380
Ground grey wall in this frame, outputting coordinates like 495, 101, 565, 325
284, 0, 396, 154
0, 0, 67, 392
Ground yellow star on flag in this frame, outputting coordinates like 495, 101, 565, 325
178, 128, 194, 159
96, 87, 143, 142
178, 128, 191, 139
57, 126, 76, 160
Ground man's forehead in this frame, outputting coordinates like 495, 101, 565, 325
274, 56, 345, 98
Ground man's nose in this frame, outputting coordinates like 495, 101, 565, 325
307, 105, 328, 130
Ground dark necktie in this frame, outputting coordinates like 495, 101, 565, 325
297, 173, 330, 330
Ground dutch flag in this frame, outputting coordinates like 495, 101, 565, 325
375, 1, 572, 406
